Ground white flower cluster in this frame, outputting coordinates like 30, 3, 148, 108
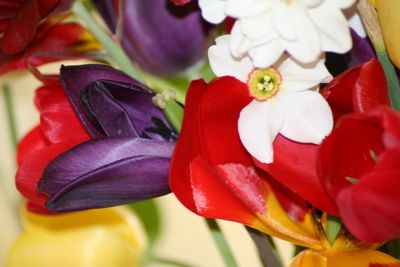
204, 0, 356, 163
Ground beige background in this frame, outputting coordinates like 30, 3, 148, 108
0, 61, 293, 267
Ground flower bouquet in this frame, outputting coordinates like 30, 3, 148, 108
2, 0, 400, 266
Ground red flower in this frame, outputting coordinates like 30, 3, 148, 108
170, 76, 325, 249
0, 0, 60, 55
16, 79, 90, 213
170, 58, 396, 243
318, 107, 400, 243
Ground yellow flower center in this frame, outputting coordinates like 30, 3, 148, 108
247, 68, 282, 101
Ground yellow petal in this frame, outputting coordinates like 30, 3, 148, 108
376, 0, 400, 68
250, 193, 323, 250
5, 207, 144, 267
290, 248, 400, 267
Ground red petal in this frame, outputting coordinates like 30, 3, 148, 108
170, 79, 206, 211
317, 111, 386, 199
0, 22, 100, 75
256, 137, 338, 214
170, 77, 320, 247
17, 126, 49, 166
338, 149, 400, 242
16, 139, 83, 210
0, 0, 40, 55
321, 66, 361, 121
37, 0, 59, 16
170, 0, 192, 5
318, 107, 400, 242
37, 81, 90, 144
353, 59, 390, 112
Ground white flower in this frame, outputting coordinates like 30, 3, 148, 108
200, 0, 356, 67
209, 35, 334, 163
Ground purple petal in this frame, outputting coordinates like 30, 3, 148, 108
83, 80, 174, 140
120, 0, 210, 76
346, 30, 376, 67
60, 64, 174, 140
38, 137, 174, 211
93, 0, 118, 32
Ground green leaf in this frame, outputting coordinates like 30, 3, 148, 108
326, 215, 341, 245
205, 219, 239, 267
128, 199, 161, 249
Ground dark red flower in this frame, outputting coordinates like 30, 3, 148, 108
0, 0, 61, 55
0, 22, 101, 75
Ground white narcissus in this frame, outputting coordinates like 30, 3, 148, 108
209, 35, 333, 163
200, 0, 356, 67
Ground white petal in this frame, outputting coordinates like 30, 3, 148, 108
298, 0, 324, 8
279, 90, 333, 144
240, 12, 275, 39
279, 57, 332, 91
225, 0, 271, 18
330, 0, 357, 9
199, 0, 227, 24
238, 99, 285, 164
309, 0, 352, 54
248, 40, 285, 68
271, 2, 297, 41
208, 35, 253, 82
283, 3, 321, 63
230, 22, 253, 57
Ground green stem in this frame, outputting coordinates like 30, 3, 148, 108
246, 227, 282, 267
164, 99, 183, 133
376, 51, 400, 110
205, 219, 239, 267
2, 84, 18, 150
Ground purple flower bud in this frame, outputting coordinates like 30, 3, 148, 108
94, 0, 210, 76
38, 64, 175, 211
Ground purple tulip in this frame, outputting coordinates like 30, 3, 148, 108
38, 64, 176, 211
94, 0, 210, 76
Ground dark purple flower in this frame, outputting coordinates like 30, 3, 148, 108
94, 0, 210, 76
38, 64, 176, 211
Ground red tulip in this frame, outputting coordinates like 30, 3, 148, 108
170, 57, 397, 244
318, 107, 400, 243
16, 79, 90, 213
170, 76, 324, 249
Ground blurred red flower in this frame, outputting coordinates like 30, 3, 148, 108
0, 0, 60, 55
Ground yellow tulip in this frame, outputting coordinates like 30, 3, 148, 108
375, 0, 400, 68
5, 207, 144, 267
